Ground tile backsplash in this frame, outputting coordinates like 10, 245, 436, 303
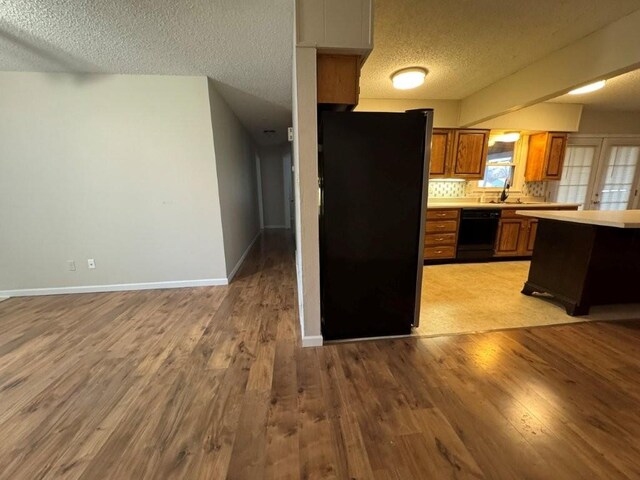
428, 180, 548, 199
522, 181, 547, 198
428, 181, 467, 198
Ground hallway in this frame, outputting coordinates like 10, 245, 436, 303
0, 231, 639, 479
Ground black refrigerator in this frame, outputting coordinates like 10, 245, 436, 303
319, 110, 433, 340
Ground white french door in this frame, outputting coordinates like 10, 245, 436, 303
551, 137, 640, 210
551, 138, 601, 209
591, 139, 640, 210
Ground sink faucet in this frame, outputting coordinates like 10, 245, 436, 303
499, 179, 510, 203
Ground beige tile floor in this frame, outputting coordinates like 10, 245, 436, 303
416, 260, 640, 337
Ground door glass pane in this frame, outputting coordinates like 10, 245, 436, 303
599, 146, 640, 211
555, 145, 595, 208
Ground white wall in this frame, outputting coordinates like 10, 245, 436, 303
207, 80, 261, 279
357, 98, 584, 132
0, 72, 228, 294
292, 46, 322, 346
356, 98, 461, 127
283, 145, 293, 229
259, 145, 287, 228
471, 103, 583, 132
578, 108, 640, 135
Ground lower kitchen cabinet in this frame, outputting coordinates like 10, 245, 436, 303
424, 209, 459, 260
424, 206, 576, 262
525, 220, 538, 255
494, 218, 538, 257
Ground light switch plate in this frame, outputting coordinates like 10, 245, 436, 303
87, 259, 96, 269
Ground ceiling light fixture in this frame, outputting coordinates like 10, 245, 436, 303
568, 80, 606, 95
391, 67, 427, 90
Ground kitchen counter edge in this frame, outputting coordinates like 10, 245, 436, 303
426, 202, 581, 210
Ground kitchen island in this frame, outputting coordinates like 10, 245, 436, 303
516, 210, 640, 315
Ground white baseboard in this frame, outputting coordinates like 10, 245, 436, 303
264, 225, 288, 229
302, 335, 323, 347
226, 230, 262, 283
0, 278, 228, 297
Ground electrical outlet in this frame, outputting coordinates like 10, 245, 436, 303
87, 259, 96, 269
68, 260, 76, 271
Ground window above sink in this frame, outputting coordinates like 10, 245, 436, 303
473, 131, 527, 192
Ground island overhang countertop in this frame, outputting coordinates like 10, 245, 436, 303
516, 209, 640, 229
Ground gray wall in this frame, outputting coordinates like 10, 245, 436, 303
207, 80, 261, 277
0, 72, 227, 293
259, 144, 288, 228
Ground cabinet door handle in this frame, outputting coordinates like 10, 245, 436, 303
436, 237, 444, 241
436, 213, 446, 217
435, 250, 443, 254
436, 225, 445, 228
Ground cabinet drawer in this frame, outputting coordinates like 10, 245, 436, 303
425, 220, 458, 233
424, 233, 456, 246
424, 246, 456, 259
427, 209, 460, 220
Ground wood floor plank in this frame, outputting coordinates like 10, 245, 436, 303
1, 231, 639, 479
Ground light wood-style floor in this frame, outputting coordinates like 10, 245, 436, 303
418, 260, 640, 337
1, 231, 640, 479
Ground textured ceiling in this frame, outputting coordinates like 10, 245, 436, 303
0, 0, 293, 145
550, 68, 640, 111
361, 0, 640, 100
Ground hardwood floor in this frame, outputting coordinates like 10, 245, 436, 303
1, 230, 640, 479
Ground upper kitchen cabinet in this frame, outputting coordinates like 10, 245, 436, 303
451, 129, 490, 179
525, 132, 568, 181
428, 128, 489, 179
429, 128, 454, 178
317, 54, 361, 106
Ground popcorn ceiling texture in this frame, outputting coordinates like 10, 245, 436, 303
360, 0, 640, 100
0, 0, 293, 145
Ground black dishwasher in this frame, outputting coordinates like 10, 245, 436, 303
456, 209, 501, 261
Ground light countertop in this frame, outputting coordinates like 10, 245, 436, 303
516, 209, 640, 228
426, 201, 581, 210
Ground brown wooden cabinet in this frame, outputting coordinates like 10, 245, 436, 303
424, 209, 460, 260
429, 129, 454, 178
317, 54, 361, 106
494, 218, 537, 257
428, 128, 489, 179
495, 219, 525, 256
524, 219, 538, 255
451, 129, 490, 179
525, 132, 568, 181
495, 208, 573, 257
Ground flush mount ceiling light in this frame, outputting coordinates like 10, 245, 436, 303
568, 80, 606, 95
391, 67, 427, 90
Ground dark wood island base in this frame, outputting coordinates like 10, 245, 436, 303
520, 216, 640, 316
